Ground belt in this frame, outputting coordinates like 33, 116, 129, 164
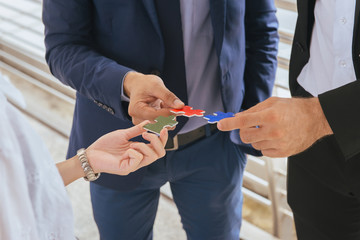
165, 124, 218, 151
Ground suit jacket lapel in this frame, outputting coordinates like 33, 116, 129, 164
300, 0, 316, 51
353, 0, 360, 78
355, 0, 360, 25
209, 0, 226, 56
353, 0, 360, 43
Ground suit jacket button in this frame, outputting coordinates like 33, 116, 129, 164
94, 100, 103, 107
107, 108, 115, 115
150, 69, 161, 77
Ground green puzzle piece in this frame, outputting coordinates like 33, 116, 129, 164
143, 115, 178, 134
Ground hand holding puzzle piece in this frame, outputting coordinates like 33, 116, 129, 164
203, 111, 235, 124
170, 106, 205, 117
143, 105, 235, 134
143, 115, 178, 135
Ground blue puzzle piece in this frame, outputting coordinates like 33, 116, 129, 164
203, 111, 235, 123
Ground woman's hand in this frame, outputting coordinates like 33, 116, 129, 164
86, 121, 168, 175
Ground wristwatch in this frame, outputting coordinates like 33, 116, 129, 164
76, 148, 100, 181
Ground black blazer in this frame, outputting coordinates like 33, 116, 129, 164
289, 0, 360, 195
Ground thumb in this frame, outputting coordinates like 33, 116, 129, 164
153, 84, 184, 109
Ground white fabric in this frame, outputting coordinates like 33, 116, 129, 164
297, 0, 357, 97
0, 74, 26, 109
0, 76, 75, 240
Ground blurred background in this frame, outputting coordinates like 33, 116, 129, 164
0, 0, 298, 239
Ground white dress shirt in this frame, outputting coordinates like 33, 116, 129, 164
297, 0, 357, 97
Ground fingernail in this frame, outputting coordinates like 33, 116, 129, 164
173, 99, 183, 107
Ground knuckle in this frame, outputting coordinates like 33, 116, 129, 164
151, 76, 165, 88
152, 75, 163, 82
267, 152, 278, 158
271, 129, 283, 139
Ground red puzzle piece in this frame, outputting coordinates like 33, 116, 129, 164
170, 106, 205, 117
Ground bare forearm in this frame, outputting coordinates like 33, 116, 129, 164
56, 156, 85, 186
55, 124, 168, 185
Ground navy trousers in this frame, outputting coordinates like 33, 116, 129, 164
90, 131, 246, 240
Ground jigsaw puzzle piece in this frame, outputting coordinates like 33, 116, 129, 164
203, 111, 235, 124
143, 115, 178, 134
170, 105, 205, 117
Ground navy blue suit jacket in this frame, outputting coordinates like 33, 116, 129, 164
43, 0, 278, 191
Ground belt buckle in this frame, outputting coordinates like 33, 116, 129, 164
165, 135, 179, 151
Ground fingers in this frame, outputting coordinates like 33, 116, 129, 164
142, 132, 166, 157
119, 149, 143, 173
261, 149, 286, 158
127, 75, 184, 124
139, 106, 175, 120
239, 121, 285, 145
218, 112, 262, 131
130, 131, 167, 168
246, 136, 288, 158
153, 84, 184, 109
130, 102, 175, 124
251, 140, 275, 151
122, 120, 150, 140
159, 128, 168, 146
130, 142, 161, 168
217, 115, 241, 131
218, 97, 281, 131
240, 127, 264, 143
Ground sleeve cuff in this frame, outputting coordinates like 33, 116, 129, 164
318, 81, 360, 160
120, 71, 135, 102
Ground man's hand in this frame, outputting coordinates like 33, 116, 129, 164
124, 72, 184, 124
217, 97, 333, 157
